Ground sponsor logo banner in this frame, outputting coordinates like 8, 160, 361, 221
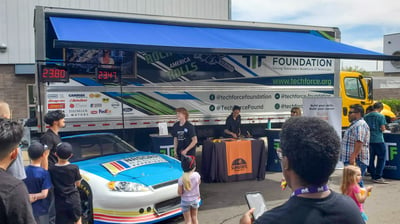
225, 140, 252, 176
48, 103, 65, 109
102, 155, 168, 175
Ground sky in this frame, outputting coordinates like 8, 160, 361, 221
231, 0, 400, 71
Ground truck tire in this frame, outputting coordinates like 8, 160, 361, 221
78, 181, 93, 224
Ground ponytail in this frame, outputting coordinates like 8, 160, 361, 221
182, 172, 192, 191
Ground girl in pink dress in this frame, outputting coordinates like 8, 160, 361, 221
341, 165, 373, 221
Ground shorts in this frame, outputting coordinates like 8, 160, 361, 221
181, 198, 201, 213
55, 192, 82, 223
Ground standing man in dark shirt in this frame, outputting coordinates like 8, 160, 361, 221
40, 110, 65, 170
224, 105, 241, 138
40, 110, 65, 224
171, 107, 198, 161
0, 118, 35, 224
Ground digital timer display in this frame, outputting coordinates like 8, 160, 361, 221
96, 68, 120, 83
39, 65, 69, 83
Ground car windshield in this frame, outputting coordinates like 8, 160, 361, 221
62, 134, 137, 162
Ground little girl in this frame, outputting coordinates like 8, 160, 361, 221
178, 155, 201, 224
341, 165, 373, 222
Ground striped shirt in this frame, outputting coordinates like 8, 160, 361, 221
341, 118, 370, 165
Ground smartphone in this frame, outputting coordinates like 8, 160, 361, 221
245, 191, 267, 220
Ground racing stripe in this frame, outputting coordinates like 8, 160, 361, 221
110, 161, 125, 170
102, 163, 120, 175
93, 207, 181, 223
116, 160, 130, 168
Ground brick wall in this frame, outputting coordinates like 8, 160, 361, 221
0, 65, 35, 120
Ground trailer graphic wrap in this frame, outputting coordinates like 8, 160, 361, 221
44, 51, 335, 126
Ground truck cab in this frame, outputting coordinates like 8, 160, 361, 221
340, 71, 395, 127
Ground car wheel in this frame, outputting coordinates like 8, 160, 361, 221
78, 181, 94, 224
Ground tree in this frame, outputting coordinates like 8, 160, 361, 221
341, 66, 371, 77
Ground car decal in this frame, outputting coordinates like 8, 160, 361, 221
93, 207, 181, 223
102, 155, 168, 175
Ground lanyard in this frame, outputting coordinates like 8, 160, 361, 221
291, 185, 329, 197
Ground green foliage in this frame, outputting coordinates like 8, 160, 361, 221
341, 66, 371, 77
381, 99, 400, 116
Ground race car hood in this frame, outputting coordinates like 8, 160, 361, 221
73, 151, 183, 186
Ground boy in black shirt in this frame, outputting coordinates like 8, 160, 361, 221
49, 142, 82, 224
171, 107, 198, 161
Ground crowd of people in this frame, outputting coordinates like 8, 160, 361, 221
0, 99, 392, 224
0, 101, 81, 224
240, 102, 388, 223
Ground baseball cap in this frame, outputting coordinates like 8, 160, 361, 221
181, 155, 196, 172
56, 142, 73, 159
28, 142, 46, 160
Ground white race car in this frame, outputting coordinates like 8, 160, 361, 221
62, 133, 183, 224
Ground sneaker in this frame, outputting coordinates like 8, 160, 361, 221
364, 171, 371, 177
372, 178, 388, 184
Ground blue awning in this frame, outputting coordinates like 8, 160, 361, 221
49, 17, 398, 60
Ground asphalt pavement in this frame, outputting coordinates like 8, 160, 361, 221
163, 149, 400, 224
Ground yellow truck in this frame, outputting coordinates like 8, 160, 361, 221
340, 71, 396, 127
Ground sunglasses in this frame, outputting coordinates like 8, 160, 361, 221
348, 111, 358, 114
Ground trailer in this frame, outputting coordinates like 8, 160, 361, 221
33, 6, 399, 148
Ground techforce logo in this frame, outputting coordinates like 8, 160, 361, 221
231, 158, 247, 171
242, 55, 266, 69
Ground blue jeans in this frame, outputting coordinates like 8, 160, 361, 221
369, 142, 386, 180
344, 160, 367, 187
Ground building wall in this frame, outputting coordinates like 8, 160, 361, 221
0, 0, 230, 64
383, 33, 400, 76
0, 65, 35, 119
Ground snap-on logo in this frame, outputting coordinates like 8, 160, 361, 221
231, 158, 247, 171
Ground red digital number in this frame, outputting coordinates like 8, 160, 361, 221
41, 66, 68, 82
98, 71, 116, 80
59, 69, 65, 78
42, 68, 49, 78
99, 71, 106, 79
49, 68, 55, 78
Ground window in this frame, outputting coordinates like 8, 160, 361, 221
344, 77, 365, 99
27, 84, 36, 118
